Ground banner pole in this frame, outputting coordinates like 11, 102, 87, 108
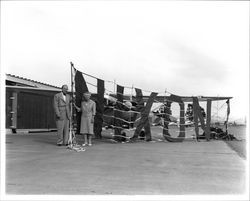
69, 62, 75, 145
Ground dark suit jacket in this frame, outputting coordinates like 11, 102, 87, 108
53, 92, 71, 120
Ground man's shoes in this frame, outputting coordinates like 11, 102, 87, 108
65, 144, 69, 146
57, 144, 62, 146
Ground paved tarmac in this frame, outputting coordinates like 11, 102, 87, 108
5, 130, 247, 196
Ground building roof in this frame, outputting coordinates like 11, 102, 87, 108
6, 74, 61, 90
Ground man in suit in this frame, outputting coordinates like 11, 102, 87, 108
53, 85, 71, 146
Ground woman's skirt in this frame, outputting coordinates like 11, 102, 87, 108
80, 116, 94, 135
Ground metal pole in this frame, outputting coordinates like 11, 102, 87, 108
217, 94, 219, 126
113, 79, 116, 138
131, 84, 134, 101
225, 99, 230, 139
114, 79, 116, 94
164, 88, 167, 102
130, 84, 133, 129
69, 62, 75, 145
70, 62, 74, 121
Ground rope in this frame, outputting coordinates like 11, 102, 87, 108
76, 66, 173, 96
105, 106, 141, 114
103, 79, 133, 89
86, 81, 97, 88
103, 114, 141, 124
75, 65, 231, 115
105, 96, 135, 109
81, 71, 99, 80
154, 98, 184, 105
154, 110, 186, 114
105, 124, 137, 131
86, 82, 133, 100
67, 144, 86, 152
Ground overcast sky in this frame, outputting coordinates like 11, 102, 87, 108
1, 1, 249, 122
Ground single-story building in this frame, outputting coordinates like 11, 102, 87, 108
6, 74, 61, 133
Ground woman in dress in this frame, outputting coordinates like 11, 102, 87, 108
74, 92, 96, 146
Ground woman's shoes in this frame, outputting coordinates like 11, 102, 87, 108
88, 143, 92, 146
82, 144, 86, 147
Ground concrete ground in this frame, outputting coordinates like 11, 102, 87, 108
5, 129, 247, 195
